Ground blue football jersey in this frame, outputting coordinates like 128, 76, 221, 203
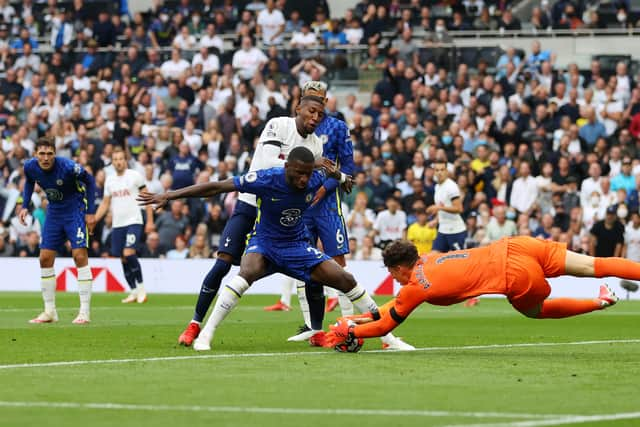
22, 157, 96, 216
233, 167, 325, 244
308, 115, 354, 216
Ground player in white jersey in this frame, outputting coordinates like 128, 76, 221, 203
176, 94, 330, 346
95, 147, 154, 303
428, 159, 478, 306
428, 159, 466, 252
623, 211, 640, 262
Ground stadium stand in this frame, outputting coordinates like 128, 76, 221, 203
0, 0, 640, 262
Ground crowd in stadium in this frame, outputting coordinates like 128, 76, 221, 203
0, 0, 639, 263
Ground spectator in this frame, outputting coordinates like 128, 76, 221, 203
256, 0, 285, 46
611, 157, 635, 194
155, 199, 191, 250
623, 210, 640, 262
407, 208, 437, 255
232, 36, 268, 81
590, 205, 624, 257
485, 205, 517, 241
372, 196, 407, 249
355, 235, 383, 261
347, 191, 376, 245
167, 235, 189, 259
510, 161, 538, 214
140, 231, 167, 258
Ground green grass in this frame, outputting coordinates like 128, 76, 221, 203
1, 292, 640, 427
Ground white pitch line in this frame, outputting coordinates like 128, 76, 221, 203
443, 411, 640, 427
0, 401, 574, 419
0, 339, 639, 371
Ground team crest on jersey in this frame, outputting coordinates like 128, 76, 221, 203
244, 172, 257, 183
56, 179, 63, 186
305, 193, 313, 203
319, 134, 329, 144
73, 164, 82, 175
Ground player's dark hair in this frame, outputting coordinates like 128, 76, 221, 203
34, 137, 55, 152
288, 146, 315, 164
382, 240, 420, 268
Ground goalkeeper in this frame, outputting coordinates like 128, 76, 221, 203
325, 236, 637, 347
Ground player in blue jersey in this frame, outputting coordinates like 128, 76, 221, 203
20, 137, 96, 324
138, 146, 381, 351
265, 81, 355, 317
267, 82, 415, 350
174, 94, 327, 346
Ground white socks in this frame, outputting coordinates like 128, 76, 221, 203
77, 265, 93, 316
345, 284, 378, 314
200, 275, 251, 342
281, 277, 295, 306
41, 267, 56, 313
338, 267, 355, 316
295, 280, 311, 328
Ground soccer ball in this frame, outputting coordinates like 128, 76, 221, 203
334, 335, 364, 353
333, 321, 364, 354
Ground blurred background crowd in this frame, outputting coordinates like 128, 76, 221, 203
0, 0, 640, 262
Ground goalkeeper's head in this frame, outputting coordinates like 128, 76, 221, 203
382, 240, 420, 286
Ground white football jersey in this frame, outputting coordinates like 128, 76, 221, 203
373, 210, 407, 242
104, 169, 145, 227
238, 117, 324, 206
625, 223, 640, 262
434, 178, 466, 234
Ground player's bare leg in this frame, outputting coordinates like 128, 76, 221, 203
193, 253, 269, 351
71, 248, 92, 324
29, 249, 58, 324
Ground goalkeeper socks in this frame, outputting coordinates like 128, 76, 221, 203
122, 261, 136, 290
594, 257, 640, 280
537, 298, 602, 319
77, 265, 93, 316
280, 278, 295, 306
296, 281, 311, 328
345, 284, 378, 315
200, 275, 250, 340
306, 282, 325, 331
193, 258, 231, 322
41, 267, 56, 313
125, 255, 143, 288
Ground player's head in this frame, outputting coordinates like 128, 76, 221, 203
34, 137, 56, 171
382, 240, 420, 286
432, 158, 448, 183
295, 95, 325, 136
112, 147, 127, 174
285, 146, 315, 190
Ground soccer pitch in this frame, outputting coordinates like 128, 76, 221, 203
1, 292, 639, 427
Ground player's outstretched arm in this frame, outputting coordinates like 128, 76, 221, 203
137, 178, 237, 209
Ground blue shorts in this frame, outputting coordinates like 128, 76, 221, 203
303, 214, 349, 257
245, 234, 331, 283
432, 230, 466, 252
110, 224, 143, 256
219, 200, 257, 265
41, 211, 88, 251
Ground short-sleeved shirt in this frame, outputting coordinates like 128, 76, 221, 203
590, 220, 624, 257
238, 117, 323, 207
234, 167, 326, 244
104, 169, 145, 227
434, 178, 466, 234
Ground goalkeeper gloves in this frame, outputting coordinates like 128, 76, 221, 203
323, 319, 356, 348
